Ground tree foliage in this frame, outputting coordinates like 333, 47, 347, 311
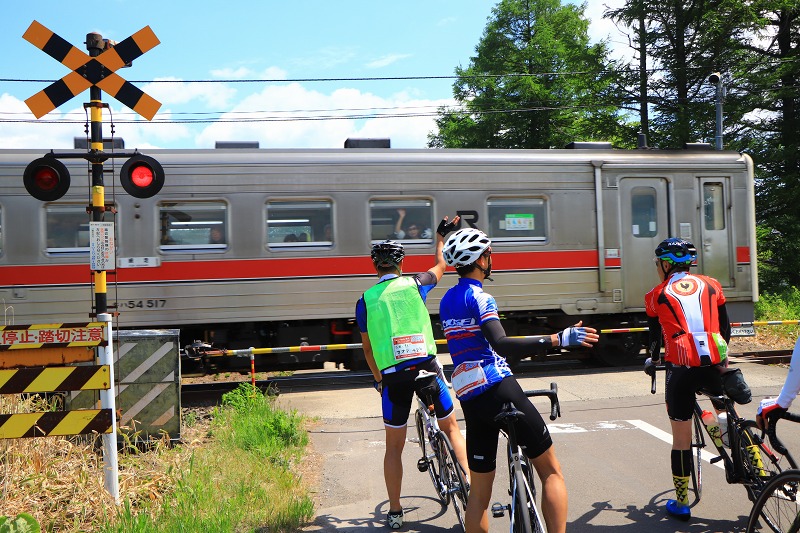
428, 0, 635, 149
432, 0, 800, 292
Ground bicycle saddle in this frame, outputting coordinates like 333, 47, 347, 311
494, 402, 525, 424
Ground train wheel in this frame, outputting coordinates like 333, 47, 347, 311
593, 333, 645, 366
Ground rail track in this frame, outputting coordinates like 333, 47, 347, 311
180, 348, 794, 406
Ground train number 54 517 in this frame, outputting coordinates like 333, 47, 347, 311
122, 299, 166, 309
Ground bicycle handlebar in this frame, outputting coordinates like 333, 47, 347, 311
647, 363, 666, 394
523, 382, 561, 421
764, 411, 800, 456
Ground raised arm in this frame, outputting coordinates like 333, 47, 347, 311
427, 215, 460, 282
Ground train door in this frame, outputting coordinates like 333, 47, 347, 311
698, 178, 733, 287
619, 178, 669, 309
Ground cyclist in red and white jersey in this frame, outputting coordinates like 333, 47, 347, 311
644, 237, 731, 521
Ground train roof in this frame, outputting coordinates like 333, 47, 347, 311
0, 146, 751, 169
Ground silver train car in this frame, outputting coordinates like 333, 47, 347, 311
0, 144, 758, 370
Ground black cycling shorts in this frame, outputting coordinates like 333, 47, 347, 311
665, 362, 725, 421
381, 357, 454, 428
460, 376, 552, 473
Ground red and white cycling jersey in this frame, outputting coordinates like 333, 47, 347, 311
645, 271, 728, 366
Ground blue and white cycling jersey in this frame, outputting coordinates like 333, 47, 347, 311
439, 277, 512, 401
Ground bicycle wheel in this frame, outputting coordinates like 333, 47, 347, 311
509, 442, 533, 533
415, 409, 442, 498
745, 469, 800, 533
738, 420, 785, 502
438, 431, 468, 532
520, 455, 545, 533
691, 412, 704, 503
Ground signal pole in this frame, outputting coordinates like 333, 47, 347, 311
86, 31, 108, 316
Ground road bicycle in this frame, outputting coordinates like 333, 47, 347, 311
490, 382, 561, 533
746, 410, 800, 532
648, 365, 796, 517
413, 370, 469, 532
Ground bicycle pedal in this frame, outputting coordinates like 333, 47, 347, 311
491, 502, 506, 518
417, 458, 429, 472
710, 455, 724, 464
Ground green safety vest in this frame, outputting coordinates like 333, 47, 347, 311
364, 276, 437, 372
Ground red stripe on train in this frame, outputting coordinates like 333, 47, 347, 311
0, 250, 620, 286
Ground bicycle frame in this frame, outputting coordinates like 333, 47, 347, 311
649, 364, 793, 508
413, 373, 468, 531
502, 422, 545, 533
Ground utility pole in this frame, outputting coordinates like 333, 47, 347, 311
709, 72, 724, 150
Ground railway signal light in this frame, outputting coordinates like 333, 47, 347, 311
120, 154, 165, 198
23, 156, 71, 201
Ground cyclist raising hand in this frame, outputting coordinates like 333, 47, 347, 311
355, 215, 467, 530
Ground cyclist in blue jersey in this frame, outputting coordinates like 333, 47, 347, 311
439, 228, 599, 533
355, 214, 467, 530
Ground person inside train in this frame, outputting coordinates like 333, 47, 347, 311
392, 208, 432, 240
439, 227, 597, 533
355, 214, 466, 530
209, 227, 225, 244
643, 237, 735, 522
756, 335, 800, 428
283, 233, 299, 242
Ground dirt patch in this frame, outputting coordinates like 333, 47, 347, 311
728, 327, 796, 354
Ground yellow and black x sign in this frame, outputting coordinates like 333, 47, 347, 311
23, 20, 161, 120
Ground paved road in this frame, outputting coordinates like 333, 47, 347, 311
275, 360, 798, 532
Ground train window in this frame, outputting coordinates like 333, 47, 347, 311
703, 183, 725, 230
630, 187, 658, 238
45, 204, 95, 253
266, 200, 333, 248
370, 199, 433, 243
159, 201, 228, 251
0, 207, 3, 254
486, 198, 547, 242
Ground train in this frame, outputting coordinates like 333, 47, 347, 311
0, 141, 758, 371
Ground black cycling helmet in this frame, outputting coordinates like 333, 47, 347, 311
371, 240, 405, 268
655, 237, 697, 265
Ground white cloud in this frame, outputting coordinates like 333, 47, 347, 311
581, 0, 629, 60
210, 67, 253, 79
195, 83, 454, 149
292, 47, 357, 70
365, 54, 411, 69
143, 78, 237, 109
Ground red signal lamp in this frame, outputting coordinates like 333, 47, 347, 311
120, 154, 165, 198
23, 156, 71, 201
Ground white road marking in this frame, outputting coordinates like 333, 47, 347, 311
624, 419, 724, 469
416, 420, 724, 469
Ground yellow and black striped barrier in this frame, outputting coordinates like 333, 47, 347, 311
0, 410, 112, 439
0, 317, 118, 502
0, 365, 109, 394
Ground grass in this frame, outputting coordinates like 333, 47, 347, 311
754, 287, 800, 344
0, 384, 314, 532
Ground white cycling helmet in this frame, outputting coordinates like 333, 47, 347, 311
443, 228, 491, 267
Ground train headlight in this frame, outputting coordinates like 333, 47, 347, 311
120, 154, 165, 198
23, 156, 71, 201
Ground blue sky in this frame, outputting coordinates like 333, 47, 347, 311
0, 0, 625, 150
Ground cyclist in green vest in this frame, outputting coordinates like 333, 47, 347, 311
355, 214, 466, 529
